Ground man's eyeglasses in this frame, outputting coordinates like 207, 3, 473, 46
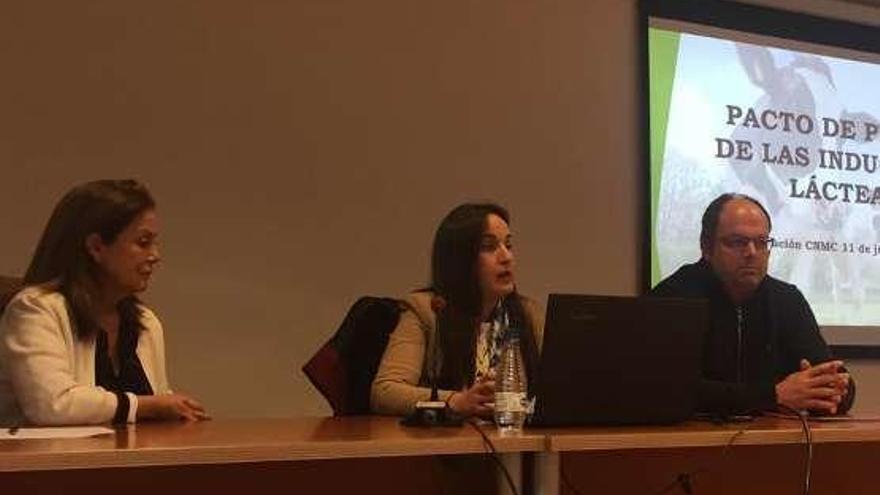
719, 235, 774, 253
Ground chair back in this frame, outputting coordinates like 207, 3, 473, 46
302, 296, 401, 416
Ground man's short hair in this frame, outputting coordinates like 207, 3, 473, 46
700, 193, 773, 252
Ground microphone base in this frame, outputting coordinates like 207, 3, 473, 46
400, 401, 463, 427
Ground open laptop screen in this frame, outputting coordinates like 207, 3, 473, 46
531, 294, 708, 426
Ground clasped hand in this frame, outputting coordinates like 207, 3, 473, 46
775, 359, 849, 415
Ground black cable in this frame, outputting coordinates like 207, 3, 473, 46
466, 419, 520, 495
798, 411, 813, 495
650, 426, 747, 495
785, 408, 813, 495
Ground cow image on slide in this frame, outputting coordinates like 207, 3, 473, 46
729, 43, 880, 320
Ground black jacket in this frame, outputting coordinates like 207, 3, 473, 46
651, 259, 854, 415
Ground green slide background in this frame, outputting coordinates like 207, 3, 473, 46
649, 28, 681, 285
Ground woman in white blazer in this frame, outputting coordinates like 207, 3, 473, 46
0, 179, 208, 426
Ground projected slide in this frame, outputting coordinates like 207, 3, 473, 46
650, 26, 880, 326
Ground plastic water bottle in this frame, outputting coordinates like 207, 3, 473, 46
494, 333, 527, 433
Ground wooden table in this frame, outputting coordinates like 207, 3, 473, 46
537, 416, 880, 495
0, 416, 545, 495
4, 416, 880, 495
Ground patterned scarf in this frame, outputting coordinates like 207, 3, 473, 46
474, 301, 509, 381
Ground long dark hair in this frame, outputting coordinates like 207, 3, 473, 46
24, 179, 156, 339
429, 203, 539, 392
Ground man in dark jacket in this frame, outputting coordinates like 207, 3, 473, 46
652, 193, 853, 416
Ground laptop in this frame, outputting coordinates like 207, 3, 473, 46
529, 294, 707, 426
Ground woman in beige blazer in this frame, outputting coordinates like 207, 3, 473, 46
371, 203, 543, 417
0, 179, 207, 426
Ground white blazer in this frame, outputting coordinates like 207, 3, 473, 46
0, 286, 171, 425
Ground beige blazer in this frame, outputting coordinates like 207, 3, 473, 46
0, 286, 171, 425
371, 291, 544, 415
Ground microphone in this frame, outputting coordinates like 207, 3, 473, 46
428, 295, 446, 402
400, 294, 462, 427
